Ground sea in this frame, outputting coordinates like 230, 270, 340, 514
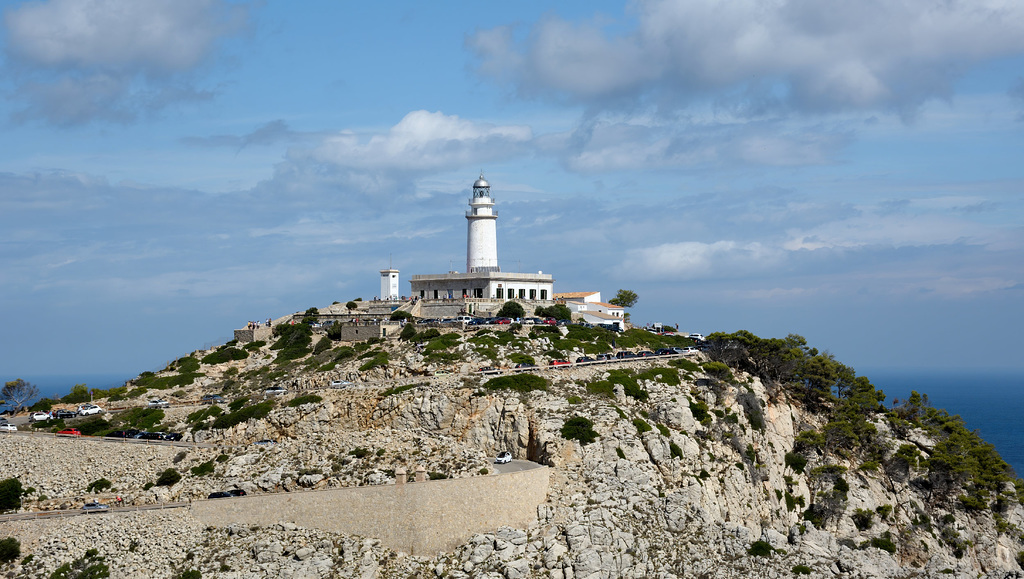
12, 368, 1024, 476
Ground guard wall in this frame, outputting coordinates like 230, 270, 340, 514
189, 466, 550, 555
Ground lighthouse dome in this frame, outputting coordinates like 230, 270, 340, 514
473, 177, 489, 188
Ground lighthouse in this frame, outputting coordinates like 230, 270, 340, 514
466, 173, 499, 273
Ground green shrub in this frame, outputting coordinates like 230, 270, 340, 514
747, 540, 774, 557
211, 401, 273, 430
508, 353, 536, 366
496, 301, 525, 319
228, 397, 248, 412
86, 478, 112, 494
689, 399, 712, 425
792, 565, 812, 575
29, 398, 56, 411
785, 452, 808, 474
116, 407, 163, 430
870, 533, 897, 554
358, 351, 389, 371
670, 358, 700, 372
876, 504, 893, 520
561, 416, 599, 445
428, 472, 448, 480
616, 447, 625, 459
75, 417, 110, 436
633, 418, 652, 434
0, 478, 23, 511
380, 384, 417, 397
349, 447, 370, 459
567, 395, 582, 405
287, 394, 323, 407
270, 324, 313, 362
190, 461, 215, 477
656, 423, 670, 436
485, 374, 547, 393
0, 537, 19, 563
201, 348, 248, 365
852, 508, 874, 531
176, 571, 202, 579
243, 340, 266, 351
176, 357, 201, 373
670, 442, 683, 459
701, 361, 733, 381
586, 380, 614, 397
156, 468, 181, 487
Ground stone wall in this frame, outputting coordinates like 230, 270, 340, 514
233, 326, 272, 343
189, 466, 550, 556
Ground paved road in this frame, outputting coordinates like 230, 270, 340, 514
0, 502, 188, 523
491, 459, 540, 474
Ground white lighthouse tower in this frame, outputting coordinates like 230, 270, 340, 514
466, 173, 499, 273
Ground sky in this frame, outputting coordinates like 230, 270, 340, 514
1, 0, 1023, 382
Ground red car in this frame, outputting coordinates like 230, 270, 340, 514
542, 318, 557, 325
57, 428, 82, 437
493, 317, 512, 325
548, 359, 571, 367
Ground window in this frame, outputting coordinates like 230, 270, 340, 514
540, 290, 547, 300
529, 289, 536, 300
419, 290, 425, 298
495, 288, 503, 299
518, 288, 526, 299
433, 290, 438, 299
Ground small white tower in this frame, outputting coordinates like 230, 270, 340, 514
380, 268, 399, 300
466, 173, 499, 273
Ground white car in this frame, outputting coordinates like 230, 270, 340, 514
147, 399, 170, 408
681, 347, 700, 355
82, 502, 110, 513
495, 451, 512, 464
329, 380, 352, 387
29, 411, 50, 422
0, 424, 16, 432
78, 404, 103, 416
265, 387, 286, 396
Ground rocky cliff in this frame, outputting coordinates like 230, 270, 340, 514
2, 323, 1023, 579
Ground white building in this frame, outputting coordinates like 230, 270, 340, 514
379, 268, 399, 300
554, 291, 601, 304
410, 174, 553, 303
562, 298, 625, 330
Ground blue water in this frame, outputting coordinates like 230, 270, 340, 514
864, 368, 1024, 478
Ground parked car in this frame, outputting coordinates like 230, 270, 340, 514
54, 410, 77, 420
208, 491, 231, 499
57, 428, 82, 437
433, 370, 452, 376
595, 353, 614, 361
615, 351, 638, 360
576, 356, 596, 363
106, 430, 140, 439
264, 386, 286, 396
479, 366, 499, 374
29, 411, 50, 422
688, 333, 705, 341
201, 394, 224, 404
493, 317, 512, 325
0, 424, 17, 432
78, 404, 103, 416
655, 348, 674, 356
495, 451, 512, 464
82, 501, 109, 512
548, 359, 571, 367
226, 489, 247, 497
254, 439, 276, 446
162, 432, 183, 441
133, 431, 164, 440
682, 347, 700, 355
329, 380, 352, 387
514, 363, 536, 369
636, 350, 656, 357
148, 399, 170, 409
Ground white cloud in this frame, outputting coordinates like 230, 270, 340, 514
470, 0, 1024, 116
3, 0, 248, 125
620, 240, 784, 280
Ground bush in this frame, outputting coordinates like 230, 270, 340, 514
87, 478, 112, 494
852, 508, 874, 531
747, 540, 774, 557
561, 416, 599, 445
211, 402, 273, 430
0, 478, 23, 511
496, 301, 525, 319
358, 351, 389, 371
0, 537, 19, 563
176, 357, 201, 373
508, 353, 536, 366
287, 394, 323, 407
177, 571, 202, 579
689, 399, 712, 425
485, 374, 547, 393
201, 348, 248, 365
156, 468, 181, 487
633, 418, 652, 434
400, 323, 417, 341
380, 384, 417, 397
62, 384, 91, 404
243, 340, 266, 351
870, 534, 897, 554
792, 565, 812, 575
656, 423, 670, 436
270, 323, 313, 362
190, 461, 215, 477
567, 395, 582, 405
669, 442, 683, 459
785, 452, 808, 474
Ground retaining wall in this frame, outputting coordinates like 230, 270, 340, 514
189, 466, 549, 555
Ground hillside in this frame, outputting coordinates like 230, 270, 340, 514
2, 317, 1023, 578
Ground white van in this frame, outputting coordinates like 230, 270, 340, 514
454, 315, 474, 323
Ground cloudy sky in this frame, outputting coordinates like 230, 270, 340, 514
1, 0, 1022, 381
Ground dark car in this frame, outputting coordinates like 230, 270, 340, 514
595, 353, 613, 361
637, 351, 656, 357
208, 491, 231, 499
655, 348, 673, 356
134, 431, 164, 440
106, 429, 141, 439
226, 489, 247, 497
479, 366, 500, 374
201, 394, 224, 404
514, 362, 536, 369
576, 356, 595, 363
162, 432, 183, 441
615, 351, 638, 360
54, 410, 78, 420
